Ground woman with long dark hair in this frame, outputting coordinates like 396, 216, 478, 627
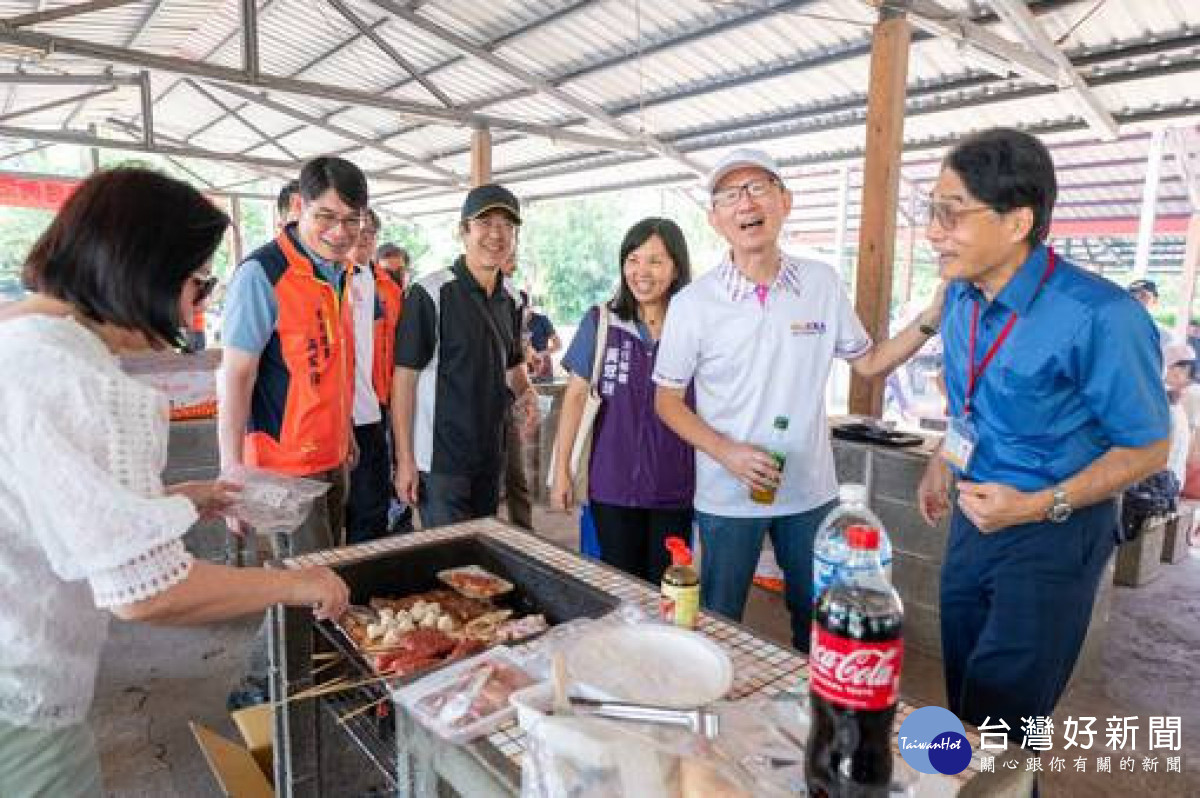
0, 167, 348, 796
551, 217, 696, 583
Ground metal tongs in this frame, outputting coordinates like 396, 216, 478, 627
568, 697, 721, 739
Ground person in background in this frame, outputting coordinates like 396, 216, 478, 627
1164, 343, 1195, 489
527, 304, 561, 382
654, 149, 944, 650
917, 128, 1168, 743
0, 167, 348, 797
1128, 278, 1180, 348
499, 255, 534, 530
344, 210, 394, 543
219, 156, 366, 708
371, 239, 412, 534
274, 178, 301, 232
392, 184, 539, 527
186, 302, 207, 352
377, 243, 411, 292
552, 218, 696, 583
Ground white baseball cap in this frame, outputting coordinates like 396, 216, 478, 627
1164, 342, 1196, 368
707, 148, 782, 193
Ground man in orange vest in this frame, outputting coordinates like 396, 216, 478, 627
374, 241, 413, 533
220, 157, 366, 709
376, 242, 410, 292
219, 156, 366, 555
345, 209, 406, 543
275, 178, 301, 232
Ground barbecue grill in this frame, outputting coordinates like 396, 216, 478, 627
267, 520, 621, 797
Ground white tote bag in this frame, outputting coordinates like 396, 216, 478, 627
550, 306, 610, 498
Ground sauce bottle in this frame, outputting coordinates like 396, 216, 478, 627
750, 415, 790, 504
661, 536, 700, 630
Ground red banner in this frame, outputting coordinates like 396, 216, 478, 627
0, 174, 78, 210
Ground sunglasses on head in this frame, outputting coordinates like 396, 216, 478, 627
191, 274, 219, 303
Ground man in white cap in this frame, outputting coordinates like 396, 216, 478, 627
654, 148, 945, 651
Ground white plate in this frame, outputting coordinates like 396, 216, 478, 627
563, 624, 733, 708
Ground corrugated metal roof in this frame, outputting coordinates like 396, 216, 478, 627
0, 0, 1193, 227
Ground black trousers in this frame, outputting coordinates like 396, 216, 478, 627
345, 420, 391, 545
589, 501, 693, 585
418, 470, 502, 529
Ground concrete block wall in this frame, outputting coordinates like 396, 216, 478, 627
833, 440, 947, 660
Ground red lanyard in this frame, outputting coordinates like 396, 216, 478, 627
964, 248, 1056, 416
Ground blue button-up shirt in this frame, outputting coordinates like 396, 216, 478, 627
942, 244, 1169, 491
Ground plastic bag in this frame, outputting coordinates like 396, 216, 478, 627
394, 647, 534, 744
520, 712, 751, 798
221, 464, 331, 539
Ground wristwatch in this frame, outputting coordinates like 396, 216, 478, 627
919, 319, 938, 337
1046, 486, 1072, 523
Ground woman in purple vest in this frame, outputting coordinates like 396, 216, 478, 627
551, 218, 695, 583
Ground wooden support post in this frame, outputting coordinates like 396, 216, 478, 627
899, 189, 917, 304
1175, 213, 1200, 341
229, 196, 244, 267
470, 125, 492, 187
849, 7, 911, 417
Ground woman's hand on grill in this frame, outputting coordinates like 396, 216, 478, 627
290, 566, 350, 621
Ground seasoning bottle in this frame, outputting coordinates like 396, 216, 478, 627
750, 415, 790, 504
661, 537, 700, 630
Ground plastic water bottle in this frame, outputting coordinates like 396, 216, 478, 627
812, 483, 893, 608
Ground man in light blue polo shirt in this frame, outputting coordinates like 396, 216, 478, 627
654, 149, 946, 651
916, 128, 1169, 741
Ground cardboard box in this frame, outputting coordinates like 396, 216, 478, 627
191, 705, 274, 798
231, 705, 273, 777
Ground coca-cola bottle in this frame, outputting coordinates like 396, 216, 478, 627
806, 524, 903, 797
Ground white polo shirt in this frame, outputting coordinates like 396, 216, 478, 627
653, 251, 871, 517
350, 264, 381, 426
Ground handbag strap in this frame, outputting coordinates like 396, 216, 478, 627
589, 305, 610, 398
466, 280, 513, 368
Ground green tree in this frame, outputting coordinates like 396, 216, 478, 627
0, 206, 54, 282
377, 216, 432, 273
520, 196, 623, 324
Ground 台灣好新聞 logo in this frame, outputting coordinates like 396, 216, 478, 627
897, 706, 974, 775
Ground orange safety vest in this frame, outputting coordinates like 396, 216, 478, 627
372, 265, 404, 405
243, 226, 355, 476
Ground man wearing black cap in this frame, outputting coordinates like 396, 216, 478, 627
1129, 278, 1180, 348
391, 184, 539, 527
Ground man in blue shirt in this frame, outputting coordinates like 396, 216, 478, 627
917, 129, 1169, 740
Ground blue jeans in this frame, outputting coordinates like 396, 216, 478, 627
696, 500, 836, 652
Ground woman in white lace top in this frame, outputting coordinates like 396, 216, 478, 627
0, 167, 350, 797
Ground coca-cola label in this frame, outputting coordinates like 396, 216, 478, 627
809, 622, 903, 711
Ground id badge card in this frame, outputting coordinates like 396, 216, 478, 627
941, 415, 978, 473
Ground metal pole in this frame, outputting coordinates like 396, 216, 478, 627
1133, 128, 1166, 278
833, 164, 851, 277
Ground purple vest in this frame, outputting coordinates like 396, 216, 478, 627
588, 312, 695, 509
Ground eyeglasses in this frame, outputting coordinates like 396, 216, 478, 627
711, 178, 779, 208
191, 274, 218, 304
917, 199, 994, 231
470, 216, 517, 233
310, 209, 365, 231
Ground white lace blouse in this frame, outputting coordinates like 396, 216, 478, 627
0, 316, 198, 729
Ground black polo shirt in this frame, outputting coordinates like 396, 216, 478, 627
395, 256, 523, 476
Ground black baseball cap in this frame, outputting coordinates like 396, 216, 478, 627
1128, 279, 1158, 298
461, 183, 521, 224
